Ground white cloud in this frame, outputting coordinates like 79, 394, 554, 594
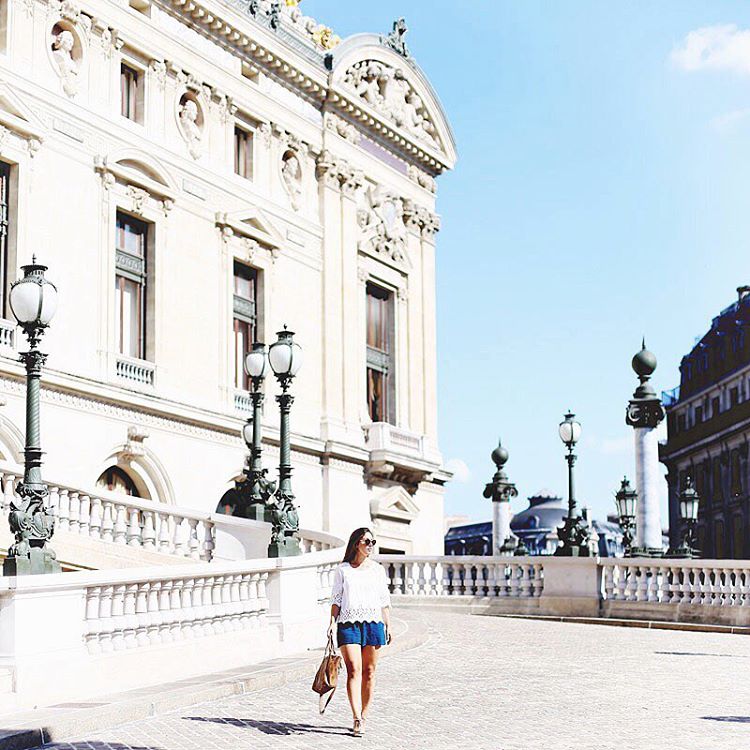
671, 24, 750, 75
445, 458, 471, 483
709, 107, 750, 134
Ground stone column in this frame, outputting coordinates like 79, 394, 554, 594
482, 440, 518, 555
626, 342, 666, 554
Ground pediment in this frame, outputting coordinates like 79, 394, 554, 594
95, 151, 177, 201
370, 485, 419, 523
0, 80, 47, 140
215, 207, 285, 250
329, 36, 457, 170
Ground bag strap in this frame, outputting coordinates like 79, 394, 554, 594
319, 686, 336, 714
326, 631, 336, 655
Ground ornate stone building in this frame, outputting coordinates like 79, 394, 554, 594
0, 0, 456, 553
662, 288, 750, 559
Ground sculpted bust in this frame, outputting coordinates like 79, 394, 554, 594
281, 151, 302, 211
178, 98, 203, 158
52, 29, 79, 96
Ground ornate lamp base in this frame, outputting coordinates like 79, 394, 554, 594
3, 546, 61, 576
630, 546, 665, 558
245, 504, 272, 523
268, 536, 301, 558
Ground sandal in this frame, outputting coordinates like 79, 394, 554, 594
352, 718, 363, 737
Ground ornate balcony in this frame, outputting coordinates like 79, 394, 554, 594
0, 318, 14, 351
364, 422, 439, 488
116, 356, 155, 387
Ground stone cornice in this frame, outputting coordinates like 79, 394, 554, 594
155, 0, 451, 174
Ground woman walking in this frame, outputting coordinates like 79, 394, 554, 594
329, 527, 392, 737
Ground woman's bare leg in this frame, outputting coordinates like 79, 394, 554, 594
361, 645, 380, 719
340, 644, 363, 720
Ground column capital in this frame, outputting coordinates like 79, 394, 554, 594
626, 398, 665, 429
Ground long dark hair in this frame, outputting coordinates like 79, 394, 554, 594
343, 527, 373, 564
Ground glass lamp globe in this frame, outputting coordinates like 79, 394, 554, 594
268, 326, 303, 378
614, 477, 637, 519
679, 479, 700, 521
9, 260, 58, 327
558, 412, 581, 447
244, 343, 268, 379
242, 418, 253, 446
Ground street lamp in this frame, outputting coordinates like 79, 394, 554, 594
236, 343, 276, 521
554, 411, 591, 557
3, 258, 60, 576
667, 477, 700, 558
267, 325, 302, 557
614, 476, 637, 556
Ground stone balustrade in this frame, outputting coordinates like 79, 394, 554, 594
0, 547, 344, 710
380, 555, 544, 598
0, 466, 343, 564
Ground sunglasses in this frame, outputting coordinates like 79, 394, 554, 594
360, 538, 377, 546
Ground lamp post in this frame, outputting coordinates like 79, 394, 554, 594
614, 476, 637, 556
267, 325, 302, 557
667, 477, 700, 558
3, 258, 60, 576
482, 439, 518, 556
554, 411, 591, 557
237, 342, 276, 521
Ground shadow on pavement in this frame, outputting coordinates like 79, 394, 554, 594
655, 651, 747, 658
701, 716, 750, 723
39, 744, 163, 750
182, 716, 350, 736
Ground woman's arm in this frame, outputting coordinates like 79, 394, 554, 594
328, 604, 340, 636
382, 605, 392, 644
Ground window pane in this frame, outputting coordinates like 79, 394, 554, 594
116, 213, 147, 258
234, 127, 253, 179
117, 276, 142, 358
367, 367, 385, 423
233, 262, 257, 301
120, 65, 139, 120
234, 318, 252, 390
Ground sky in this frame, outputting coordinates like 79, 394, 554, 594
301, 1, 750, 525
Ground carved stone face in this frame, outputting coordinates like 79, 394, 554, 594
55, 30, 75, 53
181, 99, 198, 123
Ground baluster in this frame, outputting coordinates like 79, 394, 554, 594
158, 580, 173, 642
127, 509, 141, 547
147, 581, 162, 644
170, 579, 184, 641
476, 564, 488, 596
434, 562, 444, 596
47, 484, 60, 522
98, 585, 114, 653
173, 517, 187, 556
247, 573, 260, 624
230, 574, 242, 630
158, 513, 171, 552
740, 569, 750, 606
202, 522, 215, 562
603, 565, 614, 600
101, 500, 114, 543
519, 565, 532, 598
417, 562, 428, 595
485, 562, 497, 597
191, 577, 206, 638
88, 496, 102, 540
56, 487, 70, 532
142, 511, 156, 550
459, 563, 471, 595
68, 491, 81, 534
78, 494, 91, 536
135, 582, 150, 647
84, 586, 103, 654
203, 576, 216, 634
111, 584, 126, 651
669, 566, 682, 604
181, 578, 196, 638
113, 504, 128, 544
508, 564, 520, 598
123, 583, 139, 649
533, 564, 544, 597
187, 519, 200, 559
636, 566, 648, 602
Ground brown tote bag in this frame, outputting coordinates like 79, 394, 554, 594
312, 632, 342, 714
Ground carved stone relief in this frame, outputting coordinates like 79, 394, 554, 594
177, 94, 203, 159
342, 61, 438, 148
280, 149, 302, 212
357, 185, 408, 264
324, 113, 360, 144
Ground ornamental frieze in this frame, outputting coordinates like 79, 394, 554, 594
342, 60, 439, 148
357, 185, 408, 264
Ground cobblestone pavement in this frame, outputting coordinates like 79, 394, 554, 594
39, 610, 750, 750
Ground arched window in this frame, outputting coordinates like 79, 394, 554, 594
96, 466, 140, 497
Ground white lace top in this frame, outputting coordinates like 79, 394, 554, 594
330, 561, 391, 624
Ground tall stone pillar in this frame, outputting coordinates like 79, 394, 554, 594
625, 342, 665, 554
482, 441, 518, 555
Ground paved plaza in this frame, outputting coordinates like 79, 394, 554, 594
33, 610, 750, 750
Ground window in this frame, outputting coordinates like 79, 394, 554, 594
233, 262, 258, 390
695, 405, 703, 424
96, 466, 140, 497
120, 63, 142, 122
366, 283, 395, 424
0, 161, 10, 318
712, 396, 720, 418
234, 126, 254, 180
731, 387, 739, 407
714, 519, 726, 559
115, 212, 148, 360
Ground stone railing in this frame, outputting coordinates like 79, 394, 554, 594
365, 422, 425, 459
0, 466, 344, 564
116, 356, 155, 387
380, 555, 544, 598
0, 318, 14, 350
380, 554, 750, 627
0, 547, 344, 710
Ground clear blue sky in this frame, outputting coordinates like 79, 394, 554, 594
302, 1, 750, 524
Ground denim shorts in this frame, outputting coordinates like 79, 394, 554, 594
337, 621, 387, 648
